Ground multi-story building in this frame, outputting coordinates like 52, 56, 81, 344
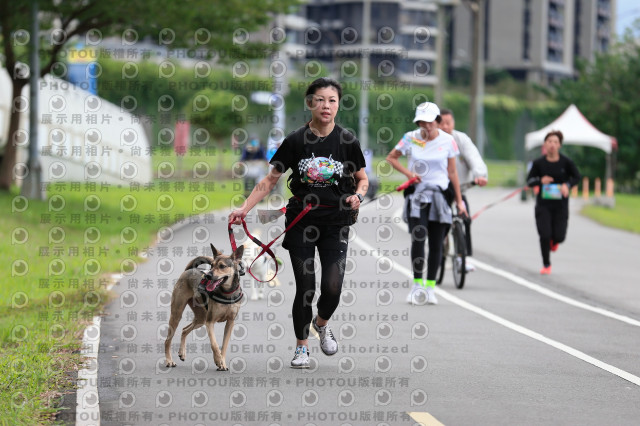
450, 0, 616, 85
291, 0, 441, 85
278, 0, 615, 87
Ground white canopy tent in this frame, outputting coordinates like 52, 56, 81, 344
525, 104, 617, 180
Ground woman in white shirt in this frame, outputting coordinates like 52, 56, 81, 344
386, 102, 467, 305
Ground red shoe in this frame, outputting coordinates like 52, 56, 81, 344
540, 266, 552, 275
550, 240, 559, 252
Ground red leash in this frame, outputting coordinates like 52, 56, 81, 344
471, 187, 525, 220
232, 177, 420, 282
228, 204, 313, 283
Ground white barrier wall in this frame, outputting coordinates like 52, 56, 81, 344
0, 69, 152, 186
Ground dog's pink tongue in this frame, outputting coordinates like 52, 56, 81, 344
206, 279, 220, 292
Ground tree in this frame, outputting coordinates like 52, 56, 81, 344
188, 89, 244, 178
0, 0, 299, 191
551, 21, 640, 191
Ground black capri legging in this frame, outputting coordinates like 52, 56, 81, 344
407, 202, 450, 281
284, 221, 349, 341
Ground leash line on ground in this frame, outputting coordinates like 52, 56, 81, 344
470, 186, 524, 220
353, 234, 640, 387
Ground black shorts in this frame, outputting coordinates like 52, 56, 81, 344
282, 220, 350, 251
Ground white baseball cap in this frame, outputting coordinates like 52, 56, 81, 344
413, 102, 440, 123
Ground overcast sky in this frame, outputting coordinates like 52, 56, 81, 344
616, 0, 640, 35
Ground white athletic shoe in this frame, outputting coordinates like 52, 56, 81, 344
312, 317, 338, 356
406, 283, 422, 303
425, 286, 438, 305
455, 257, 476, 273
290, 345, 310, 368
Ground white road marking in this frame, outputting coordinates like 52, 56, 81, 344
385, 205, 640, 327
353, 234, 640, 387
75, 277, 118, 425
471, 258, 640, 327
76, 315, 101, 426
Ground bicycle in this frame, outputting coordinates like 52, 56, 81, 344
436, 183, 474, 289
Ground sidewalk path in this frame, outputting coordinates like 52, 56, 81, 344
91, 188, 640, 425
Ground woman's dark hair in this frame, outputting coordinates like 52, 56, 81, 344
544, 130, 564, 145
305, 77, 343, 101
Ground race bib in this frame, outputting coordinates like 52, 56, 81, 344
542, 184, 562, 200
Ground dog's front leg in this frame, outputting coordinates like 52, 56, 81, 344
220, 319, 235, 371
206, 322, 226, 371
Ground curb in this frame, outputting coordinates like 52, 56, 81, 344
73, 207, 232, 425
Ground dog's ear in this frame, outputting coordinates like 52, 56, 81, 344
238, 260, 246, 276
210, 244, 221, 258
233, 244, 244, 260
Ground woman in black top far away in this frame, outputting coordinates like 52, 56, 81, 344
229, 77, 368, 368
526, 130, 581, 275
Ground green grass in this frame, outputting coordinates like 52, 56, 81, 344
486, 160, 525, 187
0, 152, 531, 424
0, 180, 239, 425
581, 193, 640, 234
367, 158, 524, 191
152, 147, 243, 179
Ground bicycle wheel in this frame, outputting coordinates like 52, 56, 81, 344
435, 234, 448, 285
451, 220, 467, 289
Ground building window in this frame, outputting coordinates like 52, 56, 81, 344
401, 33, 435, 52
547, 0, 564, 62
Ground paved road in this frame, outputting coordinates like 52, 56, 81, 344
93, 188, 640, 425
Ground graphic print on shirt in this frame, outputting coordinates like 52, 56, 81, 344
398, 133, 426, 149
298, 153, 344, 187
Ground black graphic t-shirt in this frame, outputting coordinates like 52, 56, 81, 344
270, 123, 366, 224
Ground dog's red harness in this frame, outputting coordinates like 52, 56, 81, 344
228, 203, 315, 283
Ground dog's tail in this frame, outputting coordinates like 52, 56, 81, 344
185, 256, 213, 271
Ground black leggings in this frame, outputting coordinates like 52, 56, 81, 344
535, 202, 569, 267
289, 247, 347, 340
408, 203, 450, 281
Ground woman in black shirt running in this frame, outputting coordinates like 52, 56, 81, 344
526, 130, 580, 275
229, 78, 368, 368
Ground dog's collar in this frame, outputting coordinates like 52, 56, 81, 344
198, 274, 243, 305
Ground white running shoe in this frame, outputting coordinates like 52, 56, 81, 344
406, 283, 422, 303
312, 317, 338, 356
290, 345, 310, 368
425, 286, 438, 305
455, 257, 476, 273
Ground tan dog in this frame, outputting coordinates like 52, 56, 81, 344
164, 244, 244, 371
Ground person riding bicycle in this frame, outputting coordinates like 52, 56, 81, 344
439, 108, 488, 272
386, 102, 467, 305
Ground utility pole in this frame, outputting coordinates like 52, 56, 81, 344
435, 2, 446, 106
359, 0, 371, 150
468, 0, 485, 155
436, 1, 460, 106
22, 0, 44, 200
